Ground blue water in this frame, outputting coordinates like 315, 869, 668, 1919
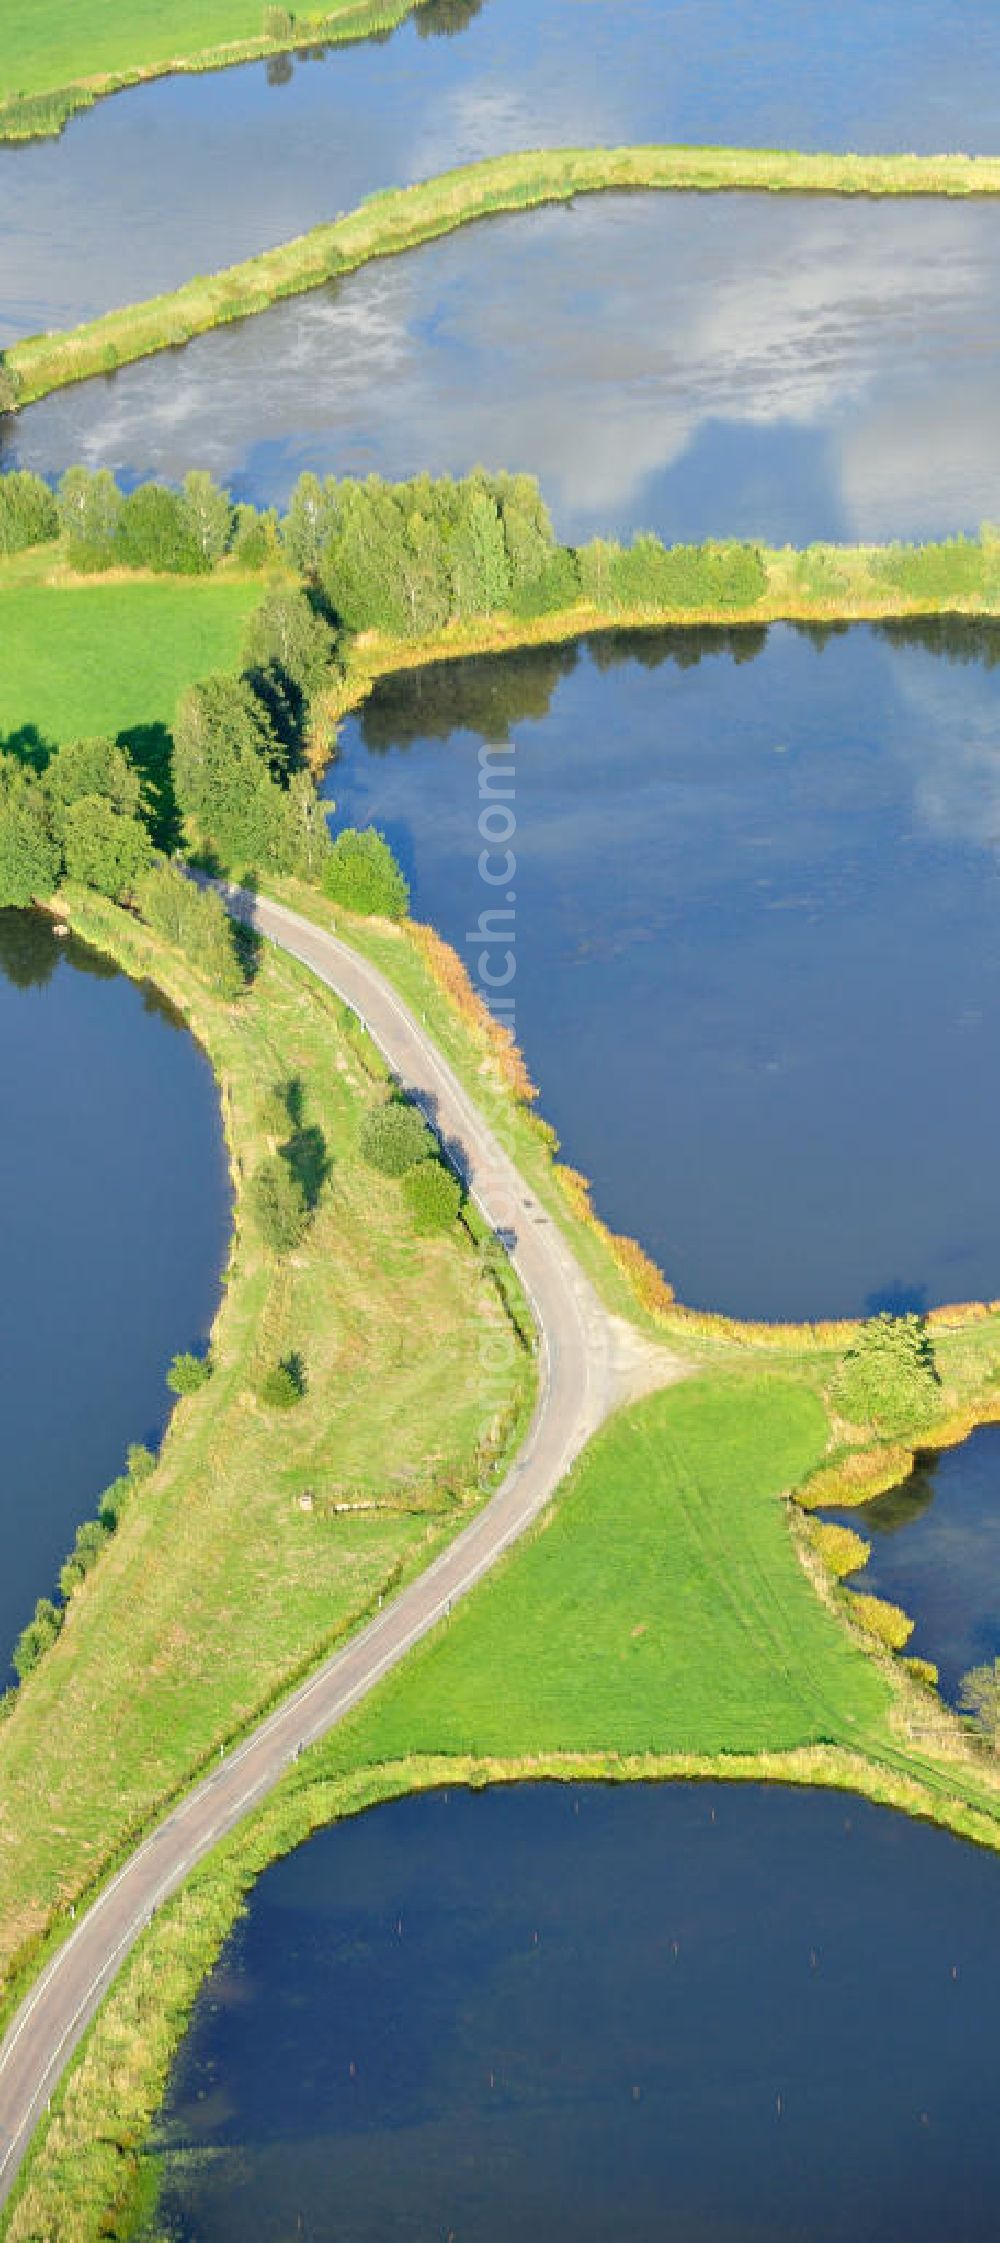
0, 908, 230, 1674
11, 190, 1000, 546
829, 1421, 1000, 1702
325, 618, 1000, 1323
3, 0, 999, 347
150, 1781, 1000, 2243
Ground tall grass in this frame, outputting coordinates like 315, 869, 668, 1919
9, 143, 1000, 401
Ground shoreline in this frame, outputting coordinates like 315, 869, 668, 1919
0, 0, 430, 145
9, 143, 1000, 407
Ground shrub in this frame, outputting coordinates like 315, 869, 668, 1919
403, 1157, 463, 1233
903, 1655, 940, 1690
59, 1518, 110, 1598
60, 795, 152, 900
846, 1590, 914, 1653
13, 1597, 63, 1683
0, 468, 58, 554
126, 1443, 156, 1483
114, 483, 206, 574
323, 826, 409, 919
249, 1154, 309, 1251
360, 1098, 435, 1177
0, 357, 20, 415
263, 4, 295, 34
137, 862, 246, 1000
833, 1312, 940, 1435
167, 1351, 212, 1397
804, 1517, 870, 1580
259, 1357, 304, 1408
958, 1658, 1000, 1746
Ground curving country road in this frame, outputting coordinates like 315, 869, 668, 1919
0, 885, 685, 2207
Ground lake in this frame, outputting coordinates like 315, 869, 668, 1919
8, 190, 1000, 547
0, 907, 230, 1676
828, 1421, 1000, 1703
3, 0, 999, 348
324, 616, 1000, 1323
149, 1780, 1000, 2243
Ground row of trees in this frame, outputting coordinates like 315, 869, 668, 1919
0, 461, 770, 627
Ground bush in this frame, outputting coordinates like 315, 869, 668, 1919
958, 1658, 1000, 1746
359, 1098, 435, 1177
249, 1154, 309, 1251
60, 794, 152, 900
167, 1351, 212, 1397
0, 357, 20, 415
0, 469, 58, 555
833, 1312, 940, 1435
59, 1518, 110, 1598
259, 1357, 304, 1408
263, 4, 295, 34
804, 1517, 870, 1580
137, 862, 246, 999
13, 1597, 63, 1683
114, 483, 207, 575
323, 827, 409, 919
846, 1590, 914, 1653
403, 1157, 463, 1233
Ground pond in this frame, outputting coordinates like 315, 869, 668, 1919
324, 616, 1000, 1325
9, 190, 1000, 547
827, 1421, 1000, 1703
148, 1780, 1000, 2243
2, 0, 999, 348
0, 908, 230, 1676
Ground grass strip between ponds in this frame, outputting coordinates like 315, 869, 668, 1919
11, 1376, 1000, 2243
9, 143, 1000, 405
0, 0, 433, 144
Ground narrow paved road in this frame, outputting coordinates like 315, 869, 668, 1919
0, 886, 685, 2207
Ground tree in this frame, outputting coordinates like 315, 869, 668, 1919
0, 762, 61, 907
259, 1357, 304, 1408
403, 1157, 463, 1233
833, 1313, 940, 1435
114, 482, 206, 574
180, 470, 233, 566
57, 466, 122, 569
249, 1154, 309, 1251
167, 1351, 212, 1396
243, 588, 337, 695
959, 1660, 1000, 1747
360, 1098, 435, 1177
43, 735, 145, 824
323, 826, 409, 918
13, 1597, 63, 1684
60, 794, 152, 899
137, 862, 246, 998
0, 469, 58, 556
172, 673, 293, 871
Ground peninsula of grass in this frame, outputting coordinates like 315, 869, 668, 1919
15, 1371, 1000, 2243
8, 142, 1000, 407
0, 0, 431, 145
0, 884, 532, 2024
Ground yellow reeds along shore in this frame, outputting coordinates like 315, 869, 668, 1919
7, 142, 1000, 406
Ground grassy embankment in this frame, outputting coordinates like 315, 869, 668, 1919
14, 1371, 1000, 2243
0, 0, 429, 144
7, 562, 1000, 2236
7, 143, 1000, 407
0, 883, 532, 2009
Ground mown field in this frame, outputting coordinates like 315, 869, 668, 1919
0, 0, 424, 124
0, 562, 261, 753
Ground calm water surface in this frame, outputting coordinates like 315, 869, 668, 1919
150, 1782, 1000, 2243
829, 1422, 1000, 1701
10, 192, 1000, 546
3, 0, 1000, 345
0, 909, 230, 1673
327, 618, 1000, 1322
